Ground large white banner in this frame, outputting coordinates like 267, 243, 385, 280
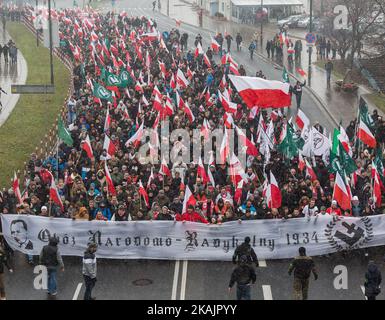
1, 214, 383, 260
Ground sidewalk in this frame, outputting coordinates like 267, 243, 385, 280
162, 0, 373, 127
0, 25, 28, 128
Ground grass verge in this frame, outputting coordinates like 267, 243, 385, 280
314, 60, 345, 79
366, 93, 385, 115
0, 22, 70, 188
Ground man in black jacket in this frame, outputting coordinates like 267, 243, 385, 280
232, 236, 259, 267
236, 33, 242, 52
39, 237, 65, 296
0, 238, 13, 300
228, 255, 256, 300
364, 261, 382, 300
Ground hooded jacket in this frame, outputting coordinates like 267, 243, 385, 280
365, 263, 382, 296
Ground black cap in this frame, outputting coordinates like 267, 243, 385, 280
244, 236, 251, 244
299, 247, 306, 256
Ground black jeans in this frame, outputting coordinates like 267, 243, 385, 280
236, 284, 251, 300
83, 275, 96, 300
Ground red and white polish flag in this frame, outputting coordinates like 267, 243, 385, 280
103, 134, 116, 157
223, 112, 234, 129
229, 75, 291, 109
82, 134, 94, 159
160, 157, 172, 178
138, 180, 150, 207
184, 102, 195, 123
105, 162, 117, 196
50, 177, 64, 211
333, 171, 351, 210
200, 118, 211, 140
305, 158, 318, 181
298, 152, 305, 172
211, 36, 220, 53
176, 69, 190, 88
219, 127, 230, 164
373, 166, 382, 208
125, 122, 144, 148
218, 90, 237, 113
13, 172, 22, 204
357, 119, 376, 148
235, 125, 259, 157
295, 109, 310, 131
182, 185, 197, 214
267, 171, 282, 209
197, 156, 210, 185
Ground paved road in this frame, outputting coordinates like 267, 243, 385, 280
5, 0, 378, 301
3, 248, 385, 300
0, 23, 28, 127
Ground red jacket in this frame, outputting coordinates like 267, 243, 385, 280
326, 207, 342, 216
177, 212, 208, 223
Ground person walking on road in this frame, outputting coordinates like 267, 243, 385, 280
83, 243, 98, 300
0, 239, 13, 300
291, 80, 306, 109
232, 236, 259, 267
288, 247, 318, 300
228, 255, 256, 300
225, 33, 233, 52
2, 43, 9, 64
266, 40, 271, 58
152, 0, 156, 11
364, 261, 382, 300
325, 59, 333, 88
39, 236, 65, 297
236, 33, 242, 52
248, 41, 256, 60
0, 86, 7, 113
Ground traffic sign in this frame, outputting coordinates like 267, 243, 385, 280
305, 32, 316, 44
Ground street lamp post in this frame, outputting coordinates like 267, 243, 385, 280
48, 0, 54, 85
308, 0, 313, 86
260, 0, 263, 47
35, 0, 39, 46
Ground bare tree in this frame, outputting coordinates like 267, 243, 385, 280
342, 0, 383, 66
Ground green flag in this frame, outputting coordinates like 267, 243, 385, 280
277, 124, 298, 160
330, 128, 357, 175
374, 149, 385, 180
359, 98, 375, 129
104, 71, 122, 87
93, 82, 113, 102
330, 128, 340, 172
338, 142, 357, 175
282, 67, 290, 83
120, 69, 133, 87
58, 117, 73, 146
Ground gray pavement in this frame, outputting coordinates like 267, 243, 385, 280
0, 23, 28, 127
3, 249, 385, 300
6, 0, 382, 301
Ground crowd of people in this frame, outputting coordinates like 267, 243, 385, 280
0, 6, 383, 230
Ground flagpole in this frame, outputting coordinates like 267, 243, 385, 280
48, 196, 52, 217
56, 138, 60, 181
257, 118, 275, 149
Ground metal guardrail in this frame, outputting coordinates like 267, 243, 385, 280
354, 59, 382, 93
8, 16, 75, 193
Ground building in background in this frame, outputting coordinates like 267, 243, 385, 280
230, 0, 303, 24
